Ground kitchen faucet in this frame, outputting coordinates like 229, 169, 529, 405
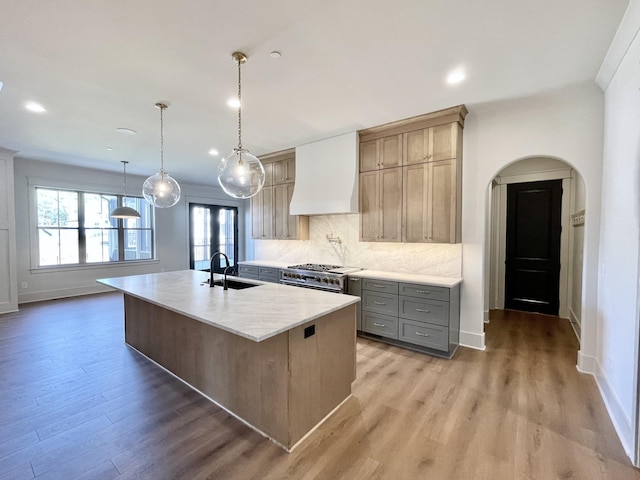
210, 251, 231, 290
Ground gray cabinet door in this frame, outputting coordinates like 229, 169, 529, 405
362, 278, 398, 294
399, 283, 449, 301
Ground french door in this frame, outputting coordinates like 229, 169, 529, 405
189, 203, 238, 273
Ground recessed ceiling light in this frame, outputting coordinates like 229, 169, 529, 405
208, 148, 219, 156
0, 81, 3, 93
25, 101, 46, 113
270, 51, 281, 58
446, 69, 466, 85
106, 147, 113, 151
116, 127, 137, 135
227, 98, 240, 109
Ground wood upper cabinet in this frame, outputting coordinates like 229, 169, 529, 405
403, 158, 460, 243
359, 167, 402, 242
274, 183, 308, 240
272, 154, 295, 184
358, 105, 467, 244
359, 134, 402, 172
251, 186, 273, 239
403, 123, 460, 166
252, 149, 308, 240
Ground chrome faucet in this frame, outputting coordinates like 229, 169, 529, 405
210, 251, 231, 290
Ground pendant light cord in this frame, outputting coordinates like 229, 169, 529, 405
123, 161, 128, 199
237, 57, 242, 150
159, 105, 165, 174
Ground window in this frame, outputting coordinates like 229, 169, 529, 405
36, 187, 154, 267
189, 204, 238, 273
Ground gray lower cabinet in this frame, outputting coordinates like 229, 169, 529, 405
359, 277, 460, 358
238, 264, 281, 283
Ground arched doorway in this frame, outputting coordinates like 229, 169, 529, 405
486, 156, 585, 340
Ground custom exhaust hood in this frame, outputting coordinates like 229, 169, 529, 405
289, 131, 359, 216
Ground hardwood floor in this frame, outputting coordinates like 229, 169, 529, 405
0, 294, 637, 479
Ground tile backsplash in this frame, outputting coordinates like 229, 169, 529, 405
253, 214, 462, 277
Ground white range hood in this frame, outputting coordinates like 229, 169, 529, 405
290, 131, 359, 216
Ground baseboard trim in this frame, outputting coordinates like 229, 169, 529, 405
593, 360, 634, 461
576, 350, 596, 374
568, 307, 581, 342
459, 330, 486, 351
18, 284, 114, 304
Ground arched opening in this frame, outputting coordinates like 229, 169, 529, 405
484, 156, 586, 342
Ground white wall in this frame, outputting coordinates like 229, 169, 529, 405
594, 0, 640, 458
461, 88, 605, 355
13, 158, 247, 303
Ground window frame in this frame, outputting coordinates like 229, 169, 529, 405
30, 178, 156, 271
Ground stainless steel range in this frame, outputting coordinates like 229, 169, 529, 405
280, 264, 362, 293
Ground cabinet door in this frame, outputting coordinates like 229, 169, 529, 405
403, 163, 429, 242
403, 129, 430, 165
360, 139, 379, 172
431, 123, 459, 162
262, 161, 275, 187
273, 156, 295, 184
359, 171, 379, 241
428, 159, 457, 243
273, 184, 288, 239
379, 167, 402, 242
379, 135, 402, 169
251, 186, 273, 239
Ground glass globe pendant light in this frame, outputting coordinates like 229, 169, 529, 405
110, 161, 141, 219
143, 102, 181, 208
217, 52, 265, 199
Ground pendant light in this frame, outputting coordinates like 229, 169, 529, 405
110, 161, 141, 219
143, 102, 181, 208
217, 52, 265, 199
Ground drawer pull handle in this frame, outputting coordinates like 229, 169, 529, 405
373, 284, 385, 288
416, 290, 430, 294
373, 301, 386, 305
350, 278, 361, 282
374, 322, 386, 327
416, 308, 430, 313
415, 332, 430, 337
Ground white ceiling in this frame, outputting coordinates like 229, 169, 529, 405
0, 0, 629, 186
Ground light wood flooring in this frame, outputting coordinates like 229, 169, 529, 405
0, 293, 638, 479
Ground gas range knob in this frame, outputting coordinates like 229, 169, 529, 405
322, 278, 329, 283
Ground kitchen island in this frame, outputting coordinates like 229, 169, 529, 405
97, 270, 359, 451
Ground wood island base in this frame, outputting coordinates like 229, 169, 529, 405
124, 294, 356, 451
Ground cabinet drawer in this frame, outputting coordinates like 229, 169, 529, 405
362, 292, 398, 316
399, 283, 449, 301
399, 319, 448, 351
399, 297, 449, 326
259, 267, 280, 283
362, 279, 398, 294
362, 312, 398, 339
238, 265, 259, 280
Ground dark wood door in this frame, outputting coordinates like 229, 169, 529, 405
505, 180, 562, 315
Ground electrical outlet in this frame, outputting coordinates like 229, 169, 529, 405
21, 282, 28, 289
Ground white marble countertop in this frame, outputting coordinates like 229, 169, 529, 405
348, 269, 462, 287
97, 270, 359, 343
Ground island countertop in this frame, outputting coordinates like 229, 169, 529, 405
97, 270, 360, 342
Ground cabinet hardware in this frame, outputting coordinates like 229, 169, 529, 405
416, 308, 430, 313
373, 301, 386, 305
373, 322, 386, 327
350, 278, 360, 282
373, 284, 385, 288
415, 331, 430, 337
416, 290, 430, 294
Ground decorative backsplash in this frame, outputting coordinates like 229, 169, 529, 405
253, 214, 462, 277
